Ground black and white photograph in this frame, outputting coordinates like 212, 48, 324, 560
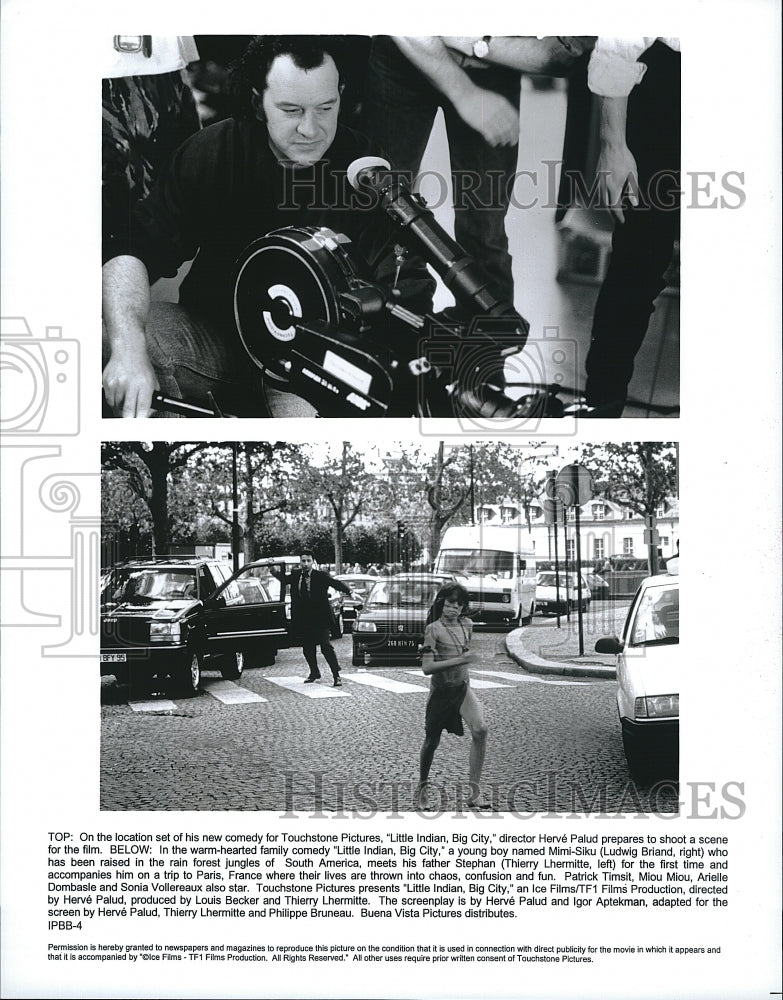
101, 34, 680, 421
99, 440, 680, 813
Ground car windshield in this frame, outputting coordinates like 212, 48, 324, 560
537, 573, 577, 588
364, 578, 446, 610
101, 568, 197, 605
338, 577, 373, 598
438, 549, 514, 579
628, 585, 679, 646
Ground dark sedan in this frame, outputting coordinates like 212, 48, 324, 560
351, 573, 456, 667
100, 558, 289, 695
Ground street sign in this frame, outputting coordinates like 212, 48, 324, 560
555, 463, 594, 507
542, 498, 565, 525
644, 514, 657, 529
644, 528, 660, 546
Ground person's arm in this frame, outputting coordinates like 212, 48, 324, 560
421, 649, 476, 675
419, 624, 475, 675
324, 573, 353, 596
392, 36, 519, 147
586, 38, 666, 224
594, 95, 638, 224
102, 255, 158, 417
440, 36, 596, 75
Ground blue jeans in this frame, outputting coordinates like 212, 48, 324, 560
103, 302, 317, 417
360, 37, 521, 305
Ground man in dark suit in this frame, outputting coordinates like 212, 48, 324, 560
290, 551, 352, 686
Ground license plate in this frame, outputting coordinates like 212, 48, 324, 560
387, 640, 414, 648
101, 653, 127, 663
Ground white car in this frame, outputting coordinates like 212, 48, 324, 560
535, 571, 590, 615
596, 573, 679, 780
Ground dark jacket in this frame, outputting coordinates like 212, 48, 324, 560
103, 118, 435, 328
289, 568, 351, 633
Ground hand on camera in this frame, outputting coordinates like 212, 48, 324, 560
103, 346, 159, 418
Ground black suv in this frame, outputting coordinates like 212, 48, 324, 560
100, 558, 289, 696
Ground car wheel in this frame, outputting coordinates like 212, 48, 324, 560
352, 645, 365, 667
174, 651, 201, 698
220, 650, 244, 681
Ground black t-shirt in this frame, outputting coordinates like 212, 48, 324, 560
103, 117, 434, 327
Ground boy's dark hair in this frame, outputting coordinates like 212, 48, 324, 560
427, 583, 471, 625
229, 35, 347, 121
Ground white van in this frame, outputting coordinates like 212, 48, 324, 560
434, 525, 537, 626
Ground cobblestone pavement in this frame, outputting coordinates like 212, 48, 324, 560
100, 618, 678, 815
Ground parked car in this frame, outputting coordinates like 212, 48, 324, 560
535, 571, 591, 615
100, 557, 288, 696
334, 574, 377, 633
582, 571, 609, 600
595, 573, 679, 779
351, 572, 457, 667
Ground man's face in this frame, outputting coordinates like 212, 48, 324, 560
300, 554, 315, 574
260, 53, 340, 166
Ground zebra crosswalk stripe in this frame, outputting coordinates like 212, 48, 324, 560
128, 698, 179, 713
263, 675, 349, 698
344, 672, 425, 694
200, 679, 268, 704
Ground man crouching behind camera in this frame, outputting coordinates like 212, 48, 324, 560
102, 35, 434, 418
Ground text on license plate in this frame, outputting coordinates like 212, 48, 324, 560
387, 640, 415, 648
101, 653, 127, 662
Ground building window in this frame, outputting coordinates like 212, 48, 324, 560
660, 536, 669, 548
623, 537, 634, 555
594, 538, 605, 559
593, 504, 605, 521
655, 503, 666, 518
566, 539, 575, 560
566, 508, 576, 522
624, 508, 635, 520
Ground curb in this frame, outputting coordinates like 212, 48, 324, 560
504, 629, 616, 680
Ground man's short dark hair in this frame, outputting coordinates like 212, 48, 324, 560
300, 549, 316, 560
229, 35, 346, 120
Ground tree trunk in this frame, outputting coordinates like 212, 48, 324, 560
146, 445, 171, 554
243, 447, 256, 564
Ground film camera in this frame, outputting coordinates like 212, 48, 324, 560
154, 158, 569, 419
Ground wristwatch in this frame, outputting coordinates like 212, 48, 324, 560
472, 36, 491, 59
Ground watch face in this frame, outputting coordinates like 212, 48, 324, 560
473, 39, 489, 58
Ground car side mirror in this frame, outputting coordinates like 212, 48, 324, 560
595, 636, 623, 654
208, 594, 227, 610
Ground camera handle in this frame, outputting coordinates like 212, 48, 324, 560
150, 392, 236, 418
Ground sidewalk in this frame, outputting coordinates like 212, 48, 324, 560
505, 602, 632, 679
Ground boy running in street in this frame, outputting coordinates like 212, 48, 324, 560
414, 583, 489, 810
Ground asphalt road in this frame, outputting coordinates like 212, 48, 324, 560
100, 619, 679, 815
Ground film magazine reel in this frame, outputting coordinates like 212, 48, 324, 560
233, 226, 400, 416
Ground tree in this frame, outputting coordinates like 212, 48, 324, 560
293, 442, 382, 573
101, 442, 208, 554
579, 443, 678, 517
424, 442, 469, 562
579, 443, 678, 573
202, 444, 301, 563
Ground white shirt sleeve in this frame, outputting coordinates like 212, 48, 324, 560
588, 37, 680, 97
102, 36, 200, 79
